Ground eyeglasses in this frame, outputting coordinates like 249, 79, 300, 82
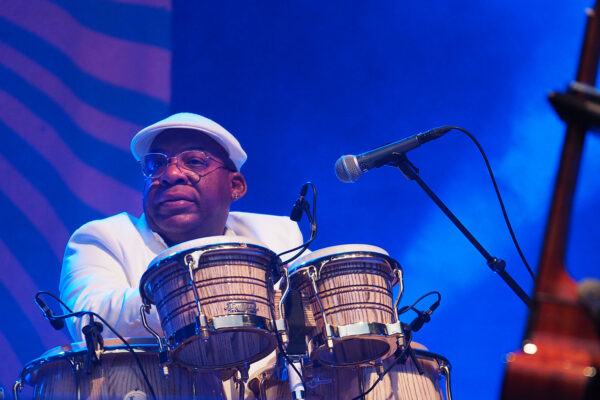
141, 150, 228, 180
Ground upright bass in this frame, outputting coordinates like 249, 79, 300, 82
501, 3, 600, 399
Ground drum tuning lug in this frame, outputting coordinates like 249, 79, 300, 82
327, 338, 334, 352
325, 324, 335, 352
195, 315, 210, 341
158, 349, 172, 376
375, 360, 385, 380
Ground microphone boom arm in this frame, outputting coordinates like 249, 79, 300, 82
393, 153, 532, 308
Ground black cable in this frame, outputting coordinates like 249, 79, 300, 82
36, 293, 158, 400
448, 126, 535, 280
267, 297, 309, 392
352, 293, 442, 399
36, 290, 74, 312
397, 291, 441, 316
278, 182, 318, 265
350, 331, 414, 400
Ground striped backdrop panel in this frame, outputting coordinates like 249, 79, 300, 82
0, 0, 171, 392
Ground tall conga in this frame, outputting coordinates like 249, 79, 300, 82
15, 337, 224, 400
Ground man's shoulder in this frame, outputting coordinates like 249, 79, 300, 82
69, 212, 143, 245
75, 212, 139, 233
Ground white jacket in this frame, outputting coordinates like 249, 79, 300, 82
60, 211, 304, 341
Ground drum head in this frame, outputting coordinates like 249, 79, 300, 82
149, 235, 270, 269
141, 235, 278, 304
20, 337, 159, 385
288, 244, 393, 275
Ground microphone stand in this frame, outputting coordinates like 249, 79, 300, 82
392, 153, 532, 308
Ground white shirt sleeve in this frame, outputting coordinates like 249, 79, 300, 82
59, 215, 162, 341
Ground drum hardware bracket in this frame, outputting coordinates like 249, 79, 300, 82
375, 359, 385, 380
184, 252, 210, 340
81, 316, 104, 374
307, 266, 335, 351
139, 304, 172, 377
392, 268, 404, 323
12, 381, 23, 400
393, 331, 426, 377
276, 268, 291, 344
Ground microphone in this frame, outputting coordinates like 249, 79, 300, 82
290, 183, 309, 222
335, 126, 452, 182
408, 299, 440, 332
35, 297, 65, 330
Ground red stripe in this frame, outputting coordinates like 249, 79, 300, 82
0, 89, 142, 217
0, 240, 71, 349
107, 0, 172, 11
0, 41, 140, 152
0, 155, 69, 260
0, 0, 171, 102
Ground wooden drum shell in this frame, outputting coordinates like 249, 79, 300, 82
17, 338, 224, 400
140, 238, 280, 369
288, 245, 401, 366
247, 345, 448, 400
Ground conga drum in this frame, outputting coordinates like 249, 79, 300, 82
140, 236, 281, 370
14, 337, 224, 400
247, 343, 452, 400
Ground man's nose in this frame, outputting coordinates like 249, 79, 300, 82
160, 160, 188, 184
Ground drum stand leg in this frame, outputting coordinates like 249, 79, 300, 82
395, 345, 425, 376
357, 367, 366, 400
233, 363, 249, 400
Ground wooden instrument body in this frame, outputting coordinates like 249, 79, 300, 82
140, 237, 280, 369
247, 344, 447, 400
288, 244, 402, 366
18, 338, 224, 400
501, 4, 600, 398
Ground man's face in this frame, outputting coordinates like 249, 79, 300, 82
142, 129, 246, 245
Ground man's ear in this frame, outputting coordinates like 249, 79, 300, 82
230, 172, 247, 201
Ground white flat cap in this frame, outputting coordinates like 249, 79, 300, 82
130, 112, 247, 171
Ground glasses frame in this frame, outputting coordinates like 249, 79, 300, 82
141, 150, 230, 180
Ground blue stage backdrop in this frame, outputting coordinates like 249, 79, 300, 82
1, 1, 599, 399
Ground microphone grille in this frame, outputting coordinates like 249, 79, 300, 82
335, 155, 361, 183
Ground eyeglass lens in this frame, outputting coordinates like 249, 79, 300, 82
142, 150, 223, 179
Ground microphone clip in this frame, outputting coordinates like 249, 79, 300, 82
82, 315, 104, 374
290, 183, 310, 222
34, 295, 65, 331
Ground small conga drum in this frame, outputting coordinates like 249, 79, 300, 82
14, 337, 224, 400
288, 244, 404, 366
140, 236, 281, 370
247, 344, 452, 400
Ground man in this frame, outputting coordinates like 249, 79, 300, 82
60, 112, 304, 343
